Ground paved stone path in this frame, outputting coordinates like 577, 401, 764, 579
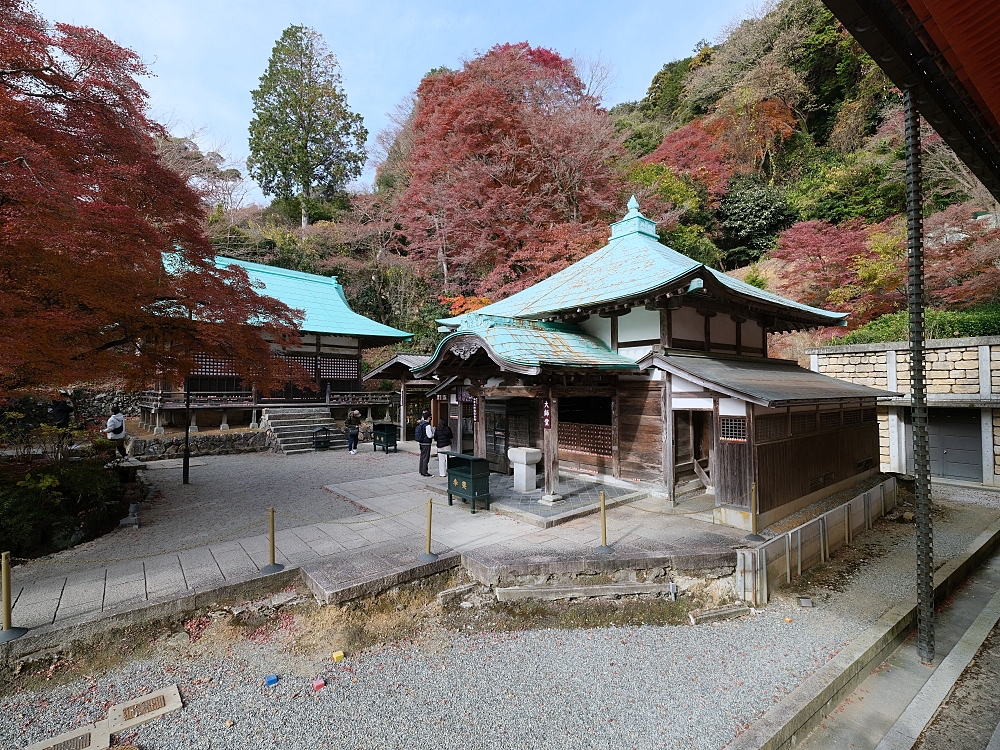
6, 451, 740, 632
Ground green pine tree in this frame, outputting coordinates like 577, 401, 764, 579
247, 25, 367, 228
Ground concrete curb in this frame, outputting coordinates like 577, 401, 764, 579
301, 550, 461, 605
725, 516, 1000, 750
490, 490, 648, 529
875, 579, 1000, 749
1, 566, 299, 665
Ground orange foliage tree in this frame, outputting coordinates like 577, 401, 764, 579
0, 0, 302, 395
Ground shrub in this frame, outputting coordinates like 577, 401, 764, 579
0, 458, 127, 558
830, 304, 1000, 345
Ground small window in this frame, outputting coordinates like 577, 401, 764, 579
791, 412, 816, 435
843, 409, 862, 427
720, 416, 748, 442
819, 411, 841, 431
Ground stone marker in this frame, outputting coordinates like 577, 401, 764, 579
107, 684, 182, 733
26, 720, 110, 750
507, 446, 542, 493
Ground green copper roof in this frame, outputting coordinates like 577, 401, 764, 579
215, 257, 412, 342
440, 198, 845, 327
413, 314, 638, 377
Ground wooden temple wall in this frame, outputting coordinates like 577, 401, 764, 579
754, 423, 879, 514
617, 382, 664, 483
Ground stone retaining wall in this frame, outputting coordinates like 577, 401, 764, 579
126, 430, 271, 460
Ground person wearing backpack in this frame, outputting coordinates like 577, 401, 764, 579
102, 404, 127, 458
416, 410, 434, 476
435, 417, 453, 478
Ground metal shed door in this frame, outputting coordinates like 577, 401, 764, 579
928, 408, 982, 481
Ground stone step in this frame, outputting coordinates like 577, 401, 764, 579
262, 407, 332, 414
283, 448, 316, 455
264, 418, 338, 428
675, 477, 704, 495
272, 427, 344, 438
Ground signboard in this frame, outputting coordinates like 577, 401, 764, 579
472, 396, 479, 422
542, 398, 551, 430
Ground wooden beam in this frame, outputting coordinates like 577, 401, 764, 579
610, 315, 619, 352
543, 388, 560, 497
662, 374, 674, 504
550, 385, 616, 398
473, 389, 486, 459
482, 385, 540, 398
612, 386, 621, 480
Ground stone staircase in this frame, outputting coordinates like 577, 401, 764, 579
260, 406, 347, 455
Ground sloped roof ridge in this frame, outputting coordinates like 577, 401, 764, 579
216, 256, 340, 286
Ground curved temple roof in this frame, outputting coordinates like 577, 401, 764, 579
439, 198, 846, 329
215, 257, 412, 343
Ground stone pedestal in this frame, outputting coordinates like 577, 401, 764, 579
507, 446, 542, 493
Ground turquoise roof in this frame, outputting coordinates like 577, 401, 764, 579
440, 197, 845, 327
413, 314, 638, 376
214, 257, 412, 342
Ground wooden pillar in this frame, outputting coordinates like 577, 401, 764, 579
611, 315, 619, 352
542, 388, 561, 502
660, 308, 672, 350
400, 380, 407, 439
473, 387, 486, 459
611, 385, 621, 479
662, 373, 674, 505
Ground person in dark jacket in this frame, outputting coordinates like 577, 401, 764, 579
435, 418, 453, 477
345, 409, 362, 454
416, 410, 433, 476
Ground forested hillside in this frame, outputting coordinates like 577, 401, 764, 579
197, 0, 1000, 358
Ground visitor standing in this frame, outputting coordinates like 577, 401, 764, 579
416, 410, 433, 476
345, 409, 361, 454
103, 405, 127, 458
435, 417, 453, 477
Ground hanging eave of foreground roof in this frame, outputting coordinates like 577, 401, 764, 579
822, 0, 1000, 202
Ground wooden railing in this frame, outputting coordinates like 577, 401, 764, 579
139, 390, 398, 410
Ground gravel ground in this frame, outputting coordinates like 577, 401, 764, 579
4, 486, 1000, 750
12, 449, 417, 583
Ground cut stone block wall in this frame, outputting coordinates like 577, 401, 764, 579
877, 406, 890, 471
895, 347, 980, 394
815, 351, 889, 387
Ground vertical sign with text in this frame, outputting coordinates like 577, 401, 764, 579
542, 398, 551, 430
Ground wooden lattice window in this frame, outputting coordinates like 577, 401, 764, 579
755, 414, 786, 442
791, 412, 816, 435
319, 357, 358, 380
191, 354, 239, 377
720, 417, 748, 443
819, 410, 841, 430
843, 409, 862, 427
558, 422, 613, 456
862, 407, 877, 423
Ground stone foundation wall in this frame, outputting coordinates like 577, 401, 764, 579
896, 347, 980, 394
814, 351, 888, 387
126, 430, 270, 460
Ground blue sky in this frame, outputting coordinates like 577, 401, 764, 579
34, 0, 755, 200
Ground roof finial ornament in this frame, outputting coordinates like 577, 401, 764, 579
627, 195, 640, 213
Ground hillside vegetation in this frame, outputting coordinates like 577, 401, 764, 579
201, 0, 1000, 354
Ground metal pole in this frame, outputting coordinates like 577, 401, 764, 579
0, 551, 28, 642
183, 376, 190, 485
418, 498, 439, 563
596, 490, 613, 554
260, 506, 284, 574
906, 87, 934, 663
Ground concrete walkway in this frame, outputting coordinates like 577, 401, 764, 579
6, 456, 739, 633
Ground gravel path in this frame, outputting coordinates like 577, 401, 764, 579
5, 486, 1000, 750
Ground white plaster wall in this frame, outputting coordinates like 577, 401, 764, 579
671, 375, 703, 392
619, 345, 652, 360
579, 315, 612, 347
712, 315, 737, 346
720, 398, 746, 416
619, 307, 660, 343
743, 320, 764, 352
672, 306, 703, 343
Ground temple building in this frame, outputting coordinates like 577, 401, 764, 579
139, 257, 411, 436
410, 198, 891, 529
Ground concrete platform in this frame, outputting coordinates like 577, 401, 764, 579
300, 535, 461, 604
422, 472, 648, 528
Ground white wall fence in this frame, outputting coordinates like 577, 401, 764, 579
735, 477, 898, 606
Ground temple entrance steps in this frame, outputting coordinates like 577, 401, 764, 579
674, 470, 707, 504
260, 406, 347, 455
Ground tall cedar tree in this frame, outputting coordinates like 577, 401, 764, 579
248, 26, 367, 229
401, 43, 626, 297
0, 0, 303, 395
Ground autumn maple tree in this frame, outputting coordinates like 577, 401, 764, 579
399, 43, 626, 297
0, 0, 302, 395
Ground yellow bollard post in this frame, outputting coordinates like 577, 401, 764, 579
595, 490, 613, 554
418, 498, 439, 563
260, 507, 284, 574
1, 551, 28, 643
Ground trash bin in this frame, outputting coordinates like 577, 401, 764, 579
312, 426, 331, 451
372, 423, 398, 453
446, 453, 491, 513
